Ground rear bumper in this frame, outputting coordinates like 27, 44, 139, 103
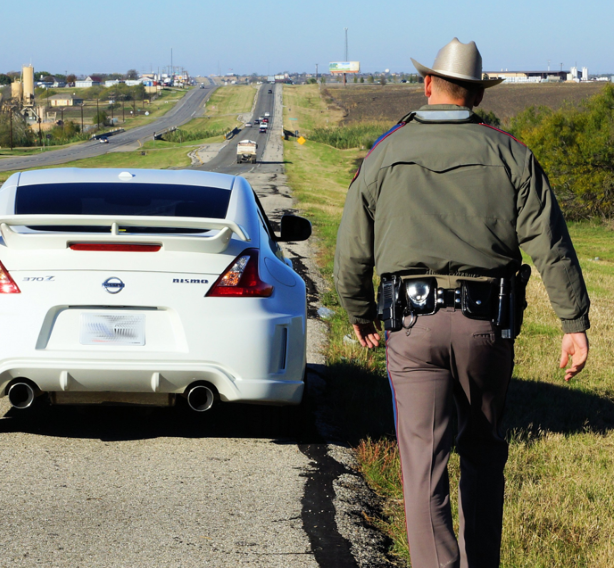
0, 359, 304, 405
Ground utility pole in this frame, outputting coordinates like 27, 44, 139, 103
9, 108, 13, 150
171, 47, 173, 81
315, 63, 318, 81
343, 28, 349, 87
122, 99, 125, 122
80, 103, 84, 133
96, 98, 100, 129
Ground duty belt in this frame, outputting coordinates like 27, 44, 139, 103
377, 267, 532, 338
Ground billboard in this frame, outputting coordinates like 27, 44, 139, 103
329, 61, 360, 74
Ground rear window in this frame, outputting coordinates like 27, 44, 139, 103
15, 182, 231, 233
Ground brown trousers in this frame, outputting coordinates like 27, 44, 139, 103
386, 309, 513, 568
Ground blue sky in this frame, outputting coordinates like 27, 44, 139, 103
2, 0, 613, 76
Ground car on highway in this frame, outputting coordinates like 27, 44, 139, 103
254, 119, 260, 125
99, 137, 109, 144
0, 168, 311, 415
245, 122, 252, 127
268, 89, 273, 94
259, 125, 267, 133
263, 118, 269, 124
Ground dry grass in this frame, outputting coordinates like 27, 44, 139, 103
283, 84, 614, 567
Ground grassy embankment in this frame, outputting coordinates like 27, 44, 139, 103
0, 85, 258, 183
283, 84, 614, 567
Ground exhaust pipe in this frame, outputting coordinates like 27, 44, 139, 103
8, 381, 40, 410
185, 385, 215, 412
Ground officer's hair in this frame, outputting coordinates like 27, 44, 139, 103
431, 75, 482, 101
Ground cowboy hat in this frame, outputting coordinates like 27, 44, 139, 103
411, 38, 503, 88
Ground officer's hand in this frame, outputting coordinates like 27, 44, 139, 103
559, 332, 589, 381
352, 319, 382, 349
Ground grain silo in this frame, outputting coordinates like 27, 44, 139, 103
22, 65, 35, 106
11, 80, 23, 100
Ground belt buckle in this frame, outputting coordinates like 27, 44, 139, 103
436, 288, 462, 310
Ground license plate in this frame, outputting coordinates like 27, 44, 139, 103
80, 313, 146, 346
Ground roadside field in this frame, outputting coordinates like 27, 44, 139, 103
325, 82, 606, 125
0, 89, 188, 157
45, 88, 186, 129
283, 84, 614, 567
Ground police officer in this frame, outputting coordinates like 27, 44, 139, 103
334, 38, 589, 568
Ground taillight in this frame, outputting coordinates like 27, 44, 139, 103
0, 261, 21, 294
70, 244, 161, 252
206, 249, 273, 297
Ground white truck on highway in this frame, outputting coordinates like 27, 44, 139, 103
236, 140, 258, 164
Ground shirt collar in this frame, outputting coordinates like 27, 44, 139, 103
415, 104, 475, 123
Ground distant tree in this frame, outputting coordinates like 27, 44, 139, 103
353, 76, 357, 83
0, 74, 12, 85
0, 113, 36, 147
320, 76, 326, 84
125, 69, 139, 80
510, 83, 614, 219
66, 74, 77, 85
307, 77, 318, 84
92, 110, 108, 127
367, 75, 374, 84
474, 109, 501, 128
360, 77, 364, 83
34, 71, 51, 81
380, 75, 387, 86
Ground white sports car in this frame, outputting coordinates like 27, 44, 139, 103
0, 168, 311, 414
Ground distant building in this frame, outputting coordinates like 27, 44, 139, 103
105, 79, 123, 87
483, 70, 568, 83
48, 94, 84, 107
75, 76, 101, 88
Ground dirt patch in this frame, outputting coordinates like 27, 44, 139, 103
325, 82, 607, 125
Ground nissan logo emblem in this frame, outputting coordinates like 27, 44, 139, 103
102, 277, 125, 294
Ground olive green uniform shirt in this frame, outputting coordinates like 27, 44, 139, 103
333, 105, 590, 334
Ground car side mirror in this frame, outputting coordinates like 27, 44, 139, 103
278, 214, 311, 242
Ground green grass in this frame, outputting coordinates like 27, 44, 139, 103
308, 123, 389, 149
183, 85, 257, 135
283, 85, 614, 567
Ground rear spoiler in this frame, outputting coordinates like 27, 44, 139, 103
0, 215, 250, 254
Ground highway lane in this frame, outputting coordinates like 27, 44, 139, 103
0, 86, 217, 173
196, 85, 278, 175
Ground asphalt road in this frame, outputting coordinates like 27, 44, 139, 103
0, 85, 392, 568
0, 86, 216, 173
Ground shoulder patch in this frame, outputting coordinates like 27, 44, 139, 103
365, 122, 408, 159
479, 123, 526, 147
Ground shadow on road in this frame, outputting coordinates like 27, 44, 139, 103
0, 386, 324, 445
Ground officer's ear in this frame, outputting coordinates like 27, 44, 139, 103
424, 75, 433, 98
472, 88, 485, 108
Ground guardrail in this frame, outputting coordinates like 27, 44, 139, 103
90, 128, 125, 141
153, 127, 177, 140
